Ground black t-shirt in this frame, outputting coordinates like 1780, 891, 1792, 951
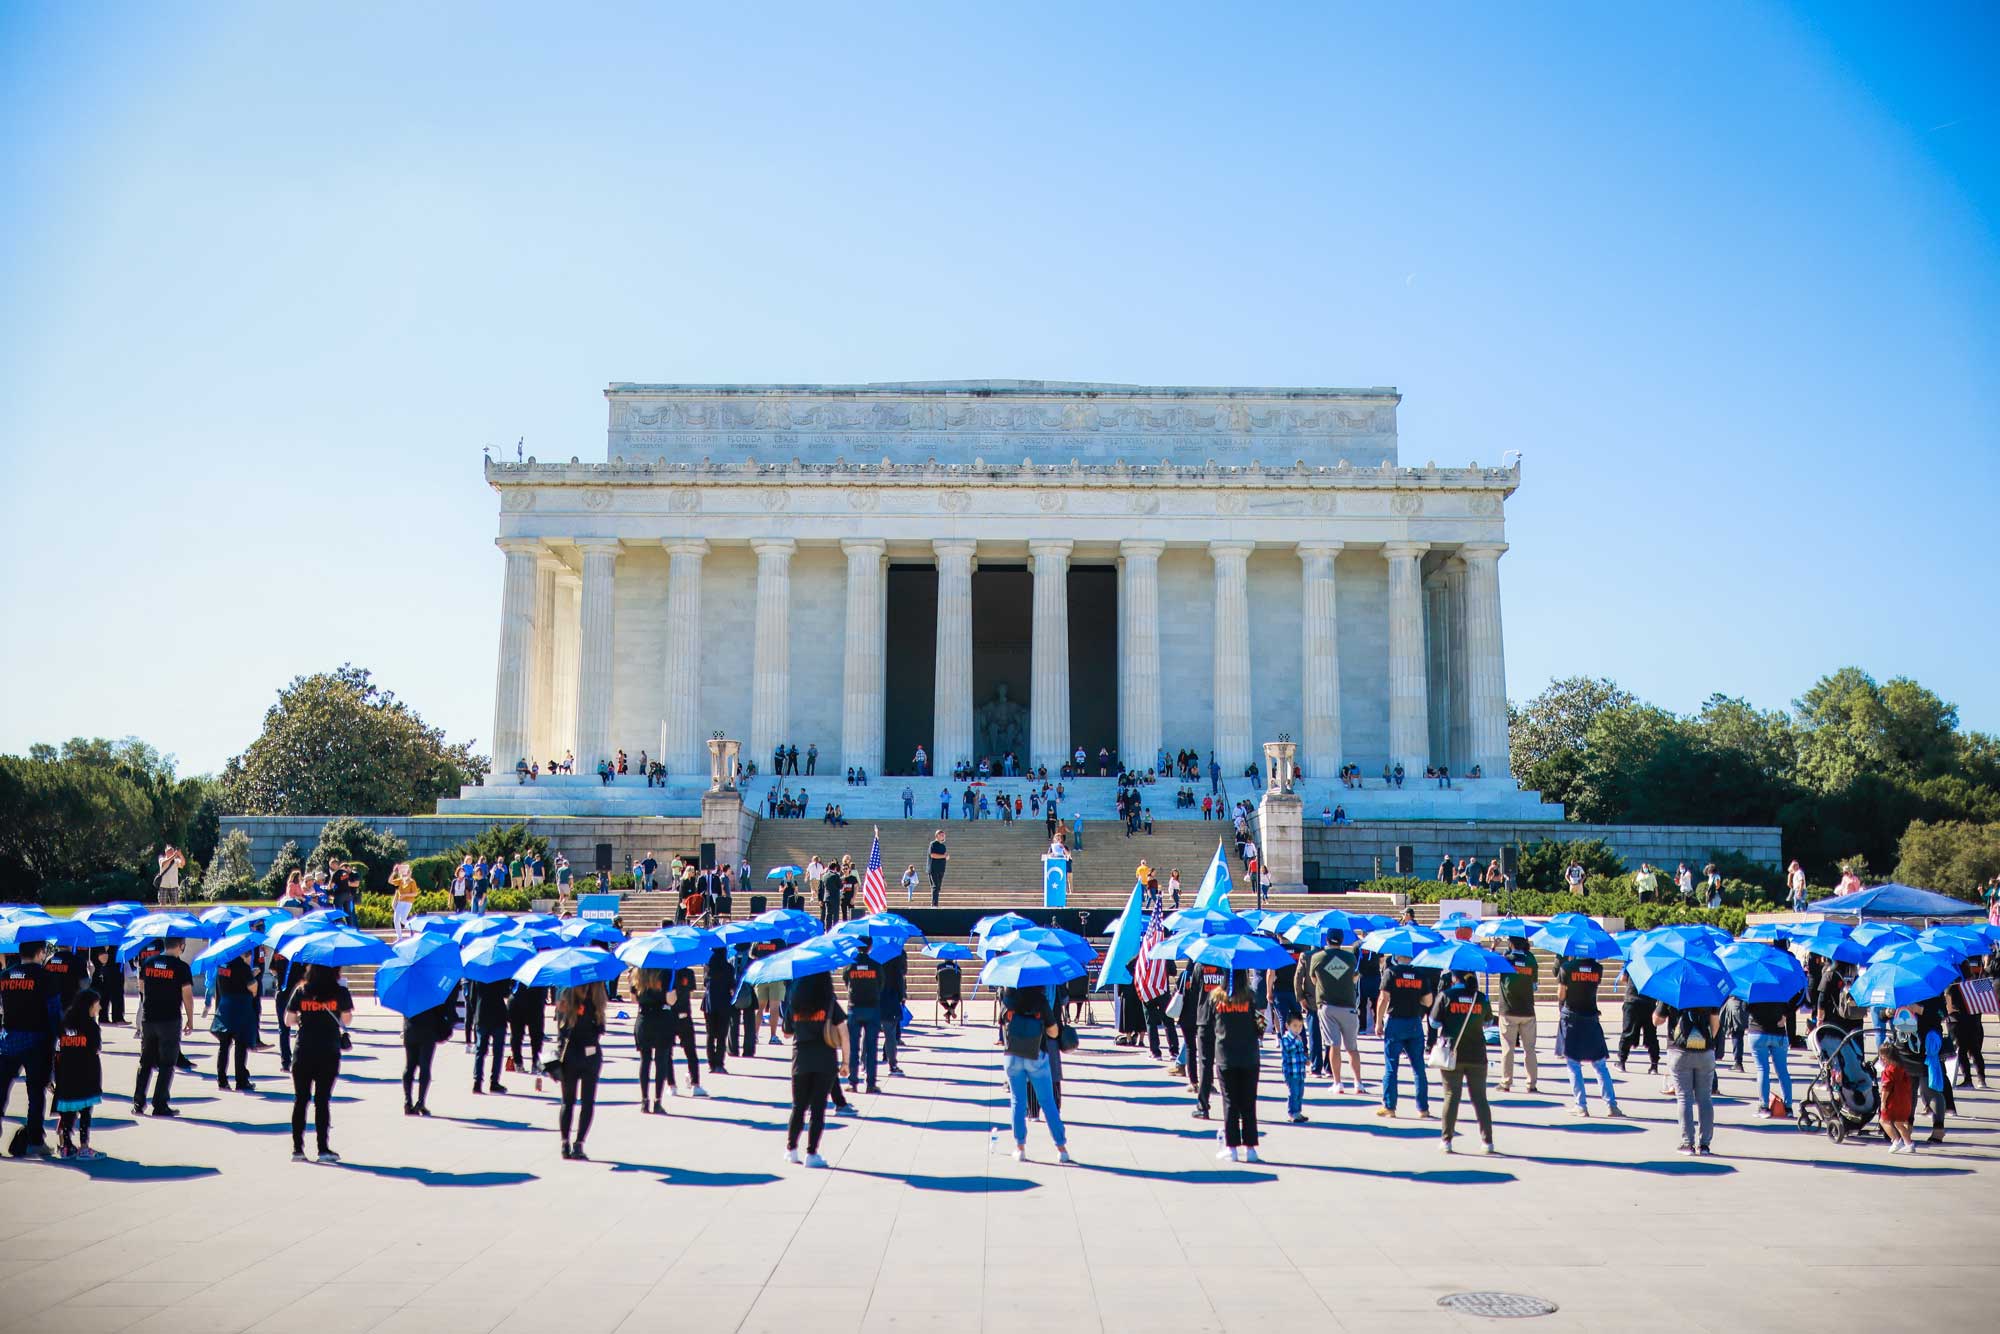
1202, 988, 1262, 1070
846, 961, 882, 1010
1269, 956, 1298, 998
0, 960, 55, 1032
329, 867, 359, 900
1746, 1000, 1792, 1035
791, 996, 847, 1075
669, 969, 696, 1016
217, 955, 257, 997
139, 955, 193, 1017
1556, 958, 1603, 1016
508, 985, 547, 1023
1382, 962, 1430, 1019
1658, 1005, 1718, 1051
473, 979, 514, 1030
287, 982, 353, 1063
928, 840, 947, 873
560, 997, 603, 1066
935, 961, 961, 1000
41, 950, 86, 1001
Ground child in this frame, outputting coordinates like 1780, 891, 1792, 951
53, 989, 104, 1160
1281, 1013, 1310, 1123
1879, 1009, 1919, 1154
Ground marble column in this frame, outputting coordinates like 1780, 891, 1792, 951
1029, 539, 1072, 771
748, 538, 795, 765
932, 539, 977, 771
840, 539, 887, 777
529, 553, 562, 763
1424, 571, 1453, 769
1382, 541, 1431, 776
1460, 542, 1512, 778
572, 537, 622, 771
660, 539, 708, 777
552, 570, 580, 761
1210, 541, 1254, 775
488, 538, 542, 778
1296, 541, 1343, 779
1445, 558, 1471, 774
1117, 540, 1165, 773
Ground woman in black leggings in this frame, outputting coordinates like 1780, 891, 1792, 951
283, 965, 353, 1163
634, 969, 674, 1113
784, 972, 846, 1167
556, 981, 607, 1160
402, 997, 452, 1116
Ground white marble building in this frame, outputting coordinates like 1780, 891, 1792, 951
474, 381, 1531, 809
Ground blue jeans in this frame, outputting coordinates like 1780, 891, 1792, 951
1565, 1058, 1618, 1110
847, 1008, 880, 1088
1285, 1070, 1305, 1118
1005, 1054, 1066, 1148
1381, 1017, 1428, 1112
1752, 1032, 1793, 1106
879, 1000, 903, 1070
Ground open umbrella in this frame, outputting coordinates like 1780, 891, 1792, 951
297, 909, 347, 927
1299, 908, 1362, 942
264, 915, 333, 954
493, 926, 562, 952
1849, 954, 1958, 1009
1922, 924, 1996, 954
1625, 929, 1722, 964
453, 917, 510, 945
512, 913, 565, 931
1850, 923, 1917, 950
1737, 924, 1794, 945
972, 912, 1037, 939
1181, 933, 1296, 972
650, 924, 722, 953
413, 914, 473, 935
765, 866, 803, 879
1283, 922, 1331, 949
124, 911, 218, 940
979, 947, 1085, 988
923, 942, 977, 961
191, 931, 264, 974
1868, 939, 1967, 970
614, 934, 712, 971
1472, 917, 1537, 942
1, 916, 101, 950
555, 920, 624, 946
198, 905, 254, 925
987, 927, 1095, 963
1360, 925, 1444, 959
1164, 907, 1255, 936
460, 936, 539, 982
1626, 954, 1731, 1009
287, 928, 393, 968
375, 933, 463, 1015
1247, 911, 1302, 935
1717, 942, 1808, 1003
743, 936, 860, 985
1413, 941, 1517, 975
715, 920, 784, 946
834, 914, 926, 948
1803, 935, 1873, 965
74, 902, 145, 923
1434, 913, 1482, 933
514, 947, 627, 989
1530, 921, 1621, 960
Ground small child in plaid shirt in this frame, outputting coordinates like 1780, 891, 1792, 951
1280, 1014, 1309, 1122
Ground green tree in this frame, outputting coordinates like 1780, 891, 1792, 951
304, 817, 410, 894
1508, 676, 1635, 806
1793, 668, 1960, 793
196, 829, 260, 901
0, 756, 156, 895
1894, 820, 2000, 898
218, 666, 488, 816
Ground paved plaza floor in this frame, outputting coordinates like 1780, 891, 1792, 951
2, 1001, 1994, 1334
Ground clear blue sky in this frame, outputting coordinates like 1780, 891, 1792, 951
2, 2, 1994, 777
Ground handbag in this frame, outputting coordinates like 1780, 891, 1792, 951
1164, 992, 1184, 1021
1058, 1023, 1079, 1053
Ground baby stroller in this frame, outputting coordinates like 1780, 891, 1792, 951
1796, 1023, 1878, 1143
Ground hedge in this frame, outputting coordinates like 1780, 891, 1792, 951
352, 888, 537, 930
1357, 877, 1767, 938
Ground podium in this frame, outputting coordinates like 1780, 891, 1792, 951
1041, 856, 1070, 908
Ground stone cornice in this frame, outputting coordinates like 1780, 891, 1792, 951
486, 457, 1519, 491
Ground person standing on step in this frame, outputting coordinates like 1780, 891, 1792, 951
784, 971, 846, 1167
843, 943, 883, 1095
132, 939, 194, 1120
284, 964, 352, 1162
1496, 936, 1541, 1094
928, 832, 949, 908
470, 973, 513, 1095
210, 946, 260, 1093
556, 981, 608, 1160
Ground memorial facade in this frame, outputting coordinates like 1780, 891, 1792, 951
480, 381, 1522, 789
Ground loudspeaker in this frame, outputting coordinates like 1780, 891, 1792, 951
1395, 844, 1414, 876
1500, 845, 1519, 878
594, 843, 613, 875
749, 894, 767, 916
699, 842, 716, 870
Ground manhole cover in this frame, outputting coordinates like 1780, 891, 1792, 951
1438, 1292, 1560, 1319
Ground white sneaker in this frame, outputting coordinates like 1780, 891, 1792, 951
690, 1086, 710, 1098
1216, 1146, 1237, 1161
1241, 1148, 1261, 1164
1012, 1147, 1027, 1162
1440, 1137, 1454, 1154
784, 1148, 802, 1164
1481, 1140, 1497, 1155
804, 1152, 828, 1168
1056, 1147, 1073, 1165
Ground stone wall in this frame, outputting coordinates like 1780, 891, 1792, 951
223, 814, 707, 881
1301, 821, 1783, 886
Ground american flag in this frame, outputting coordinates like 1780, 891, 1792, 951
1134, 896, 1169, 1001
1963, 977, 1998, 1016
861, 831, 887, 917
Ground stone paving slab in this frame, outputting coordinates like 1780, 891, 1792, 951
2, 1002, 1995, 1333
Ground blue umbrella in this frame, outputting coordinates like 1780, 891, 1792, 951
555, 920, 624, 946
1413, 941, 1517, 974
65, 917, 127, 947
512, 913, 565, 931
1182, 933, 1296, 972
715, 920, 784, 946
972, 912, 1037, 939
1737, 924, 1794, 944
1921, 925, 1994, 955
1850, 923, 1916, 950
753, 909, 819, 944
514, 947, 627, 989
834, 915, 926, 948
413, 914, 473, 935
120, 913, 220, 949
198, 905, 252, 925
987, 927, 1095, 963
1283, 922, 1331, 949
460, 936, 539, 982
765, 866, 802, 878
454, 917, 510, 945
1804, 935, 1872, 965
1660, 922, 1733, 947
1472, 917, 1536, 942
1626, 929, 1722, 964
1626, 954, 1731, 1009
744, 936, 860, 985
1, 916, 102, 950
923, 942, 976, 961
375, 934, 464, 1015
979, 947, 1085, 988
1164, 907, 1255, 935
1434, 913, 1482, 933
297, 909, 347, 927
1299, 908, 1362, 943
1530, 921, 1621, 960
1849, 955, 1958, 1009
650, 924, 722, 953
1360, 925, 1444, 958
1717, 942, 1808, 1003
264, 915, 333, 954
1545, 912, 1596, 927
191, 931, 264, 974
1247, 911, 1302, 935
1869, 939, 1966, 969
287, 929, 393, 967
614, 935, 712, 971
1145, 931, 1203, 961
493, 926, 562, 951
74, 902, 145, 923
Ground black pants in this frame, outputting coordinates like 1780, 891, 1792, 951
216, 1034, 250, 1085
0, 1042, 52, 1149
57, 1107, 92, 1148
273, 992, 292, 1067
730, 1006, 757, 1057
1220, 1066, 1259, 1148
1145, 998, 1181, 1059
1954, 1017, 1986, 1083
473, 1026, 507, 1086
1618, 1002, 1659, 1070
705, 1011, 730, 1071
403, 1034, 436, 1107
788, 1068, 835, 1152
560, 1054, 600, 1147
291, 1058, 336, 1153
103, 980, 125, 1025
509, 1016, 544, 1072
135, 1021, 181, 1110
1179, 1010, 1202, 1090
666, 1020, 701, 1086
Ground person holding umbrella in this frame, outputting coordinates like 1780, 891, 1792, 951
1424, 957, 1500, 1155
284, 964, 353, 1162
1201, 969, 1262, 1163
0, 938, 61, 1156
469, 969, 514, 1096
631, 967, 678, 1113
555, 980, 609, 1160
132, 938, 194, 1119
377, 934, 462, 1117
207, 938, 262, 1093
1655, 994, 1721, 1156
1536, 921, 1623, 1119
996, 965, 1073, 1164
784, 970, 847, 1167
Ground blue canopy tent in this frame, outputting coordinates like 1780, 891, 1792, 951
1809, 883, 1984, 918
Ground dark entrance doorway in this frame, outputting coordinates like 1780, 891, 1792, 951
1068, 566, 1118, 760
971, 567, 1031, 766
884, 564, 937, 775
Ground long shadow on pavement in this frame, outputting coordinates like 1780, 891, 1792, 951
1277, 1159, 1517, 1185
328, 1161, 539, 1187
46, 1158, 221, 1182
604, 1159, 783, 1188
837, 1168, 1039, 1193
1509, 1153, 1735, 1176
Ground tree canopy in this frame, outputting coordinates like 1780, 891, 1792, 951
0, 735, 218, 901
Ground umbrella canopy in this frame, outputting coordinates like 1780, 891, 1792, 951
979, 947, 1085, 989
513, 913, 565, 930
1850, 922, 1917, 950
1164, 907, 1255, 936
1360, 925, 1445, 959
375, 934, 464, 1015
1737, 924, 1794, 944
2, 916, 102, 949
413, 914, 474, 935
287, 929, 393, 968
1626, 954, 1731, 1009
715, 920, 784, 946
514, 947, 628, 990
1283, 922, 1331, 949
651, 924, 722, 953
1434, 913, 1482, 933
1145, 931, 1203, 961
191, 931, 264, 974
453, 917, 511, 945
743, 936, 861, 985
1299, 908, 1362, 942
986, 927, 1095, 963
555, 920, 624, 946
1812, 882, 1985, 918
1660, 923, 1734, 947
492, 926, 562, 952
972, 912, 1037, 939
1625, 929, 1722, 964
1246, 910, 1302, 935
765, 866, 802, 878
198, 905, 254, 925
460, 936, 540, 982
1472, 917, 1537, 943
753, 909, 819, 943
297, 909, 347, 927
1849, 955, 1958, 1009
126, 911, 219, 938
1717, 942, 1808, 1003
1922, 925, 1996, 954
1181, 933, 1297, 973
73, 903, 145, 923
1803, 935, 1873, 965
265, 916, 333, 954
1413, 941, 1517, 975
1530, 921, 1622, 960
833, 915, 926, 948
614, 935, 712, 971
1868, 939, 1967, 970
923, 942, 977, 961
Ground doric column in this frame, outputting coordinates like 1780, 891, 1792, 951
572, 537, 622, 772
1029, 539, 1073, 771
840, 539, 887, 777
1382, 541, 1431, 775
529, 554, 561, 762
1210, 541, 1255, 775
1296, 541, 1343, 779
748, 538, 796, 765
1460, 542, 1512, 778
488, 538, 542, 778
1445, 558, 1471, 773
932, 539, 977, 771
552, 570, 580, 760
660, 539, 708, 776
1425, 571, 1452, 769
1118, 540, 1166, 772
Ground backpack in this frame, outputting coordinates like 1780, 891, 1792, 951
1005, 1013, 1046, 1059
1671, 1008, 1710, 1051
